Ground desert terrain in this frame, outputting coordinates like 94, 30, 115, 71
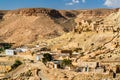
0, 8, 120, 80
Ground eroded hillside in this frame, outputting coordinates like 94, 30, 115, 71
0, 8, 119, 48
0, 10, 8, 20
0, 8, 77, 46
39, 8, 120, 61
1, 8, 120, 80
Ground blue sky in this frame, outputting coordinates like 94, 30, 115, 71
0, 0, 120, 10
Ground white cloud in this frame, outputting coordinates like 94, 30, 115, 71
66, 2, 74, 5
66, 0, 79, 5
66, 0, 85, 5
73, 0, 80, 3
82, 0, 86, 3
104, 0, 120, 8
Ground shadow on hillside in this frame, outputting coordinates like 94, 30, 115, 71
0, 43, 14, 49
0, 13, 4, 19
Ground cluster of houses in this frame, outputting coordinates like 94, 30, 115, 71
3, 45, 120, 78
35, 47, 120, 77
5, 47, 29, 56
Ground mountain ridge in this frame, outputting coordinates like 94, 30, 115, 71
0, 8, 119, 47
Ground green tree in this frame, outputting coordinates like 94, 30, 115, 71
61, 59, 72, 68
11, 60, 22, 70
0, 48, 4, 52
42, 58, 48, 64
42, 53, 53, 64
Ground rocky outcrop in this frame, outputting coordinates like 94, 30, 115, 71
0, 8, 76, 46
0, 10, 8, 20
76, 8, 118, 20
0, 8, 120, 46
4, 8, 65, 19
74, 8, 120, 33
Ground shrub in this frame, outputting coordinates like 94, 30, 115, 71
0, 48, 4, 52
42, 58, 48, 64
11, 60, 22, 70
26, 70, 33, 77
116, 65, 120, 73
42, 53, 53, 64
61, 59, 72, 68
80, 52, 84, 57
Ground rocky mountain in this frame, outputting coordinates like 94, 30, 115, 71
39, 8, 120, 61
0, 8, 120, 80
0, 8, 119, 49
0, 8, 77, 46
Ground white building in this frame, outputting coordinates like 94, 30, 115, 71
5, 49, 15, 56
16, 47, 28, 53
78, 61, 98, 68
36, 53, 43, 61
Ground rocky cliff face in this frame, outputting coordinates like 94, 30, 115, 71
0, 10, 8, 20
76, 8, 117, 19
0, 8, 119, 47
40, 8, 120, 61
74, 8, 120, 33
4, 8, 64, 19
0, 8, 77, 46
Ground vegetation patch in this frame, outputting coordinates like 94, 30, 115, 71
10, 60, 22, 71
